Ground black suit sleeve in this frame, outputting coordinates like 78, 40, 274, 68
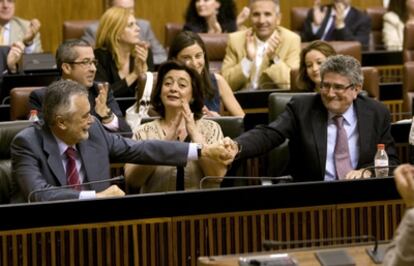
28, 88, 46, 119
335, 9, 371, 47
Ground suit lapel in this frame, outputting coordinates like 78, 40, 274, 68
42, 126, 66, 185
9, 20, 24, 44
355, 98, 373, 167
311, 99, 328, 177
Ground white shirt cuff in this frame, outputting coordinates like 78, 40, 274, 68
188, 143, 198, 160
102, 114, 119, 131
79, 190, 96, 199
241, 57, 253, 78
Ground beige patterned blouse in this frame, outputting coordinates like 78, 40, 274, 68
132, 119, 224, 193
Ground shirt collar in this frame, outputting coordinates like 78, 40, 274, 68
328, 103, 355, 125
52, 134, 77, 156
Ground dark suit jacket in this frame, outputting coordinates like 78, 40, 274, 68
94, 48, 154, 98
235, 94, 399, 182
0, 46, 10, 88
11, 121, 189, 202
301, 6, 371, 48
29, 83, 131, 133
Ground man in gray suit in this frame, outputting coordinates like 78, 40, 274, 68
11, 80, 229, 202
81, 0, 167, 65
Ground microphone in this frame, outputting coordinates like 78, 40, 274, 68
27, 175, 125, 203
360, 164, 399, 178
199, 175, 292, 189
262, 235, 376, 251
365, 236, 386, 264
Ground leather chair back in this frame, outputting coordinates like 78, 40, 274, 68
199, 33, 228, 73
403, 61, 414, 112
0, 121, 32, 204
290, 66, 379, 99
267, 92, 316, 177
10, 87, 43, 120
290, 7, 309, 35
164, 22, 183, 49
365, 7, 386, 50
63, 20, 97, 41
403, 23, 414, 62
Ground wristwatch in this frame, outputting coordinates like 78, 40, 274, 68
98, 110, 113, 121
196, 143, 203, 158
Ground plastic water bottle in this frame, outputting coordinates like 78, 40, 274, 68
28, 109, 39, 122
374, 144, 389, 177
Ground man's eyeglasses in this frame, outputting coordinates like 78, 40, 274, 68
66, 59, 98, 68
320, 82, 354, 92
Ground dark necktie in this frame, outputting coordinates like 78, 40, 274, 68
333, 116, 352, 179
65, 147, 81, 190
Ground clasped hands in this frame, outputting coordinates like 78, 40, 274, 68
201, 137, 239, 166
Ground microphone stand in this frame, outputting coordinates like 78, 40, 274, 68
27, 175, 125, 203
199, 175, 292, 189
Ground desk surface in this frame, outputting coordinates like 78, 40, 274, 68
198, 244, 388, 266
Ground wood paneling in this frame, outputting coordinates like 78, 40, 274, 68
13, 0, 382, 53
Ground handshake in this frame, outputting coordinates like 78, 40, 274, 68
201, 137, 240, 165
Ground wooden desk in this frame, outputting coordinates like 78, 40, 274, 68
198, 244, 388, 266
0, 179, 402, 266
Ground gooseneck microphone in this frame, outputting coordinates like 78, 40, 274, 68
27, 175, 125, 203
199, 175, 293, 189
360, 164, 399, 178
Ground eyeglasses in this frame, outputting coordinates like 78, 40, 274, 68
320, 82, 354, 92
66, 59, 98, 68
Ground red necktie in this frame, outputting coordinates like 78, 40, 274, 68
65, 147, 80, 189
333, 116, 353, 179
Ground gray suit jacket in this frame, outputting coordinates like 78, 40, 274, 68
9, 17, 42, 53
383, 208, 414, 265
82, 19, 167, 65
11, 120, 189, 202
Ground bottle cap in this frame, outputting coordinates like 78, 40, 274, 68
377, 143, 385, 149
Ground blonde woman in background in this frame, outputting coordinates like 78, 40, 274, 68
94, 7, 151, 97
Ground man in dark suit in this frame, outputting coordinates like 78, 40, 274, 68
223, 55, 399, 182
29, 39, 131, 133
301, 0, 371, 48
12, 80, 229, 202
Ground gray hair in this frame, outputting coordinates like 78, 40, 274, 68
43, 80, 88, 126
320, 55, 364, 85
55, 39, 91, 75
249, 0, 280, 14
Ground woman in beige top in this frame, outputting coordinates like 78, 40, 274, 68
124, 60, 226, 193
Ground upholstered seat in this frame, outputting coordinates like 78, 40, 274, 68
403, 23, 414, 62
63, 20, 97, 41
365, 7, 386, 50
0, 121, 32, 204
10, 87, 43, 120
164, 22, 183, 49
